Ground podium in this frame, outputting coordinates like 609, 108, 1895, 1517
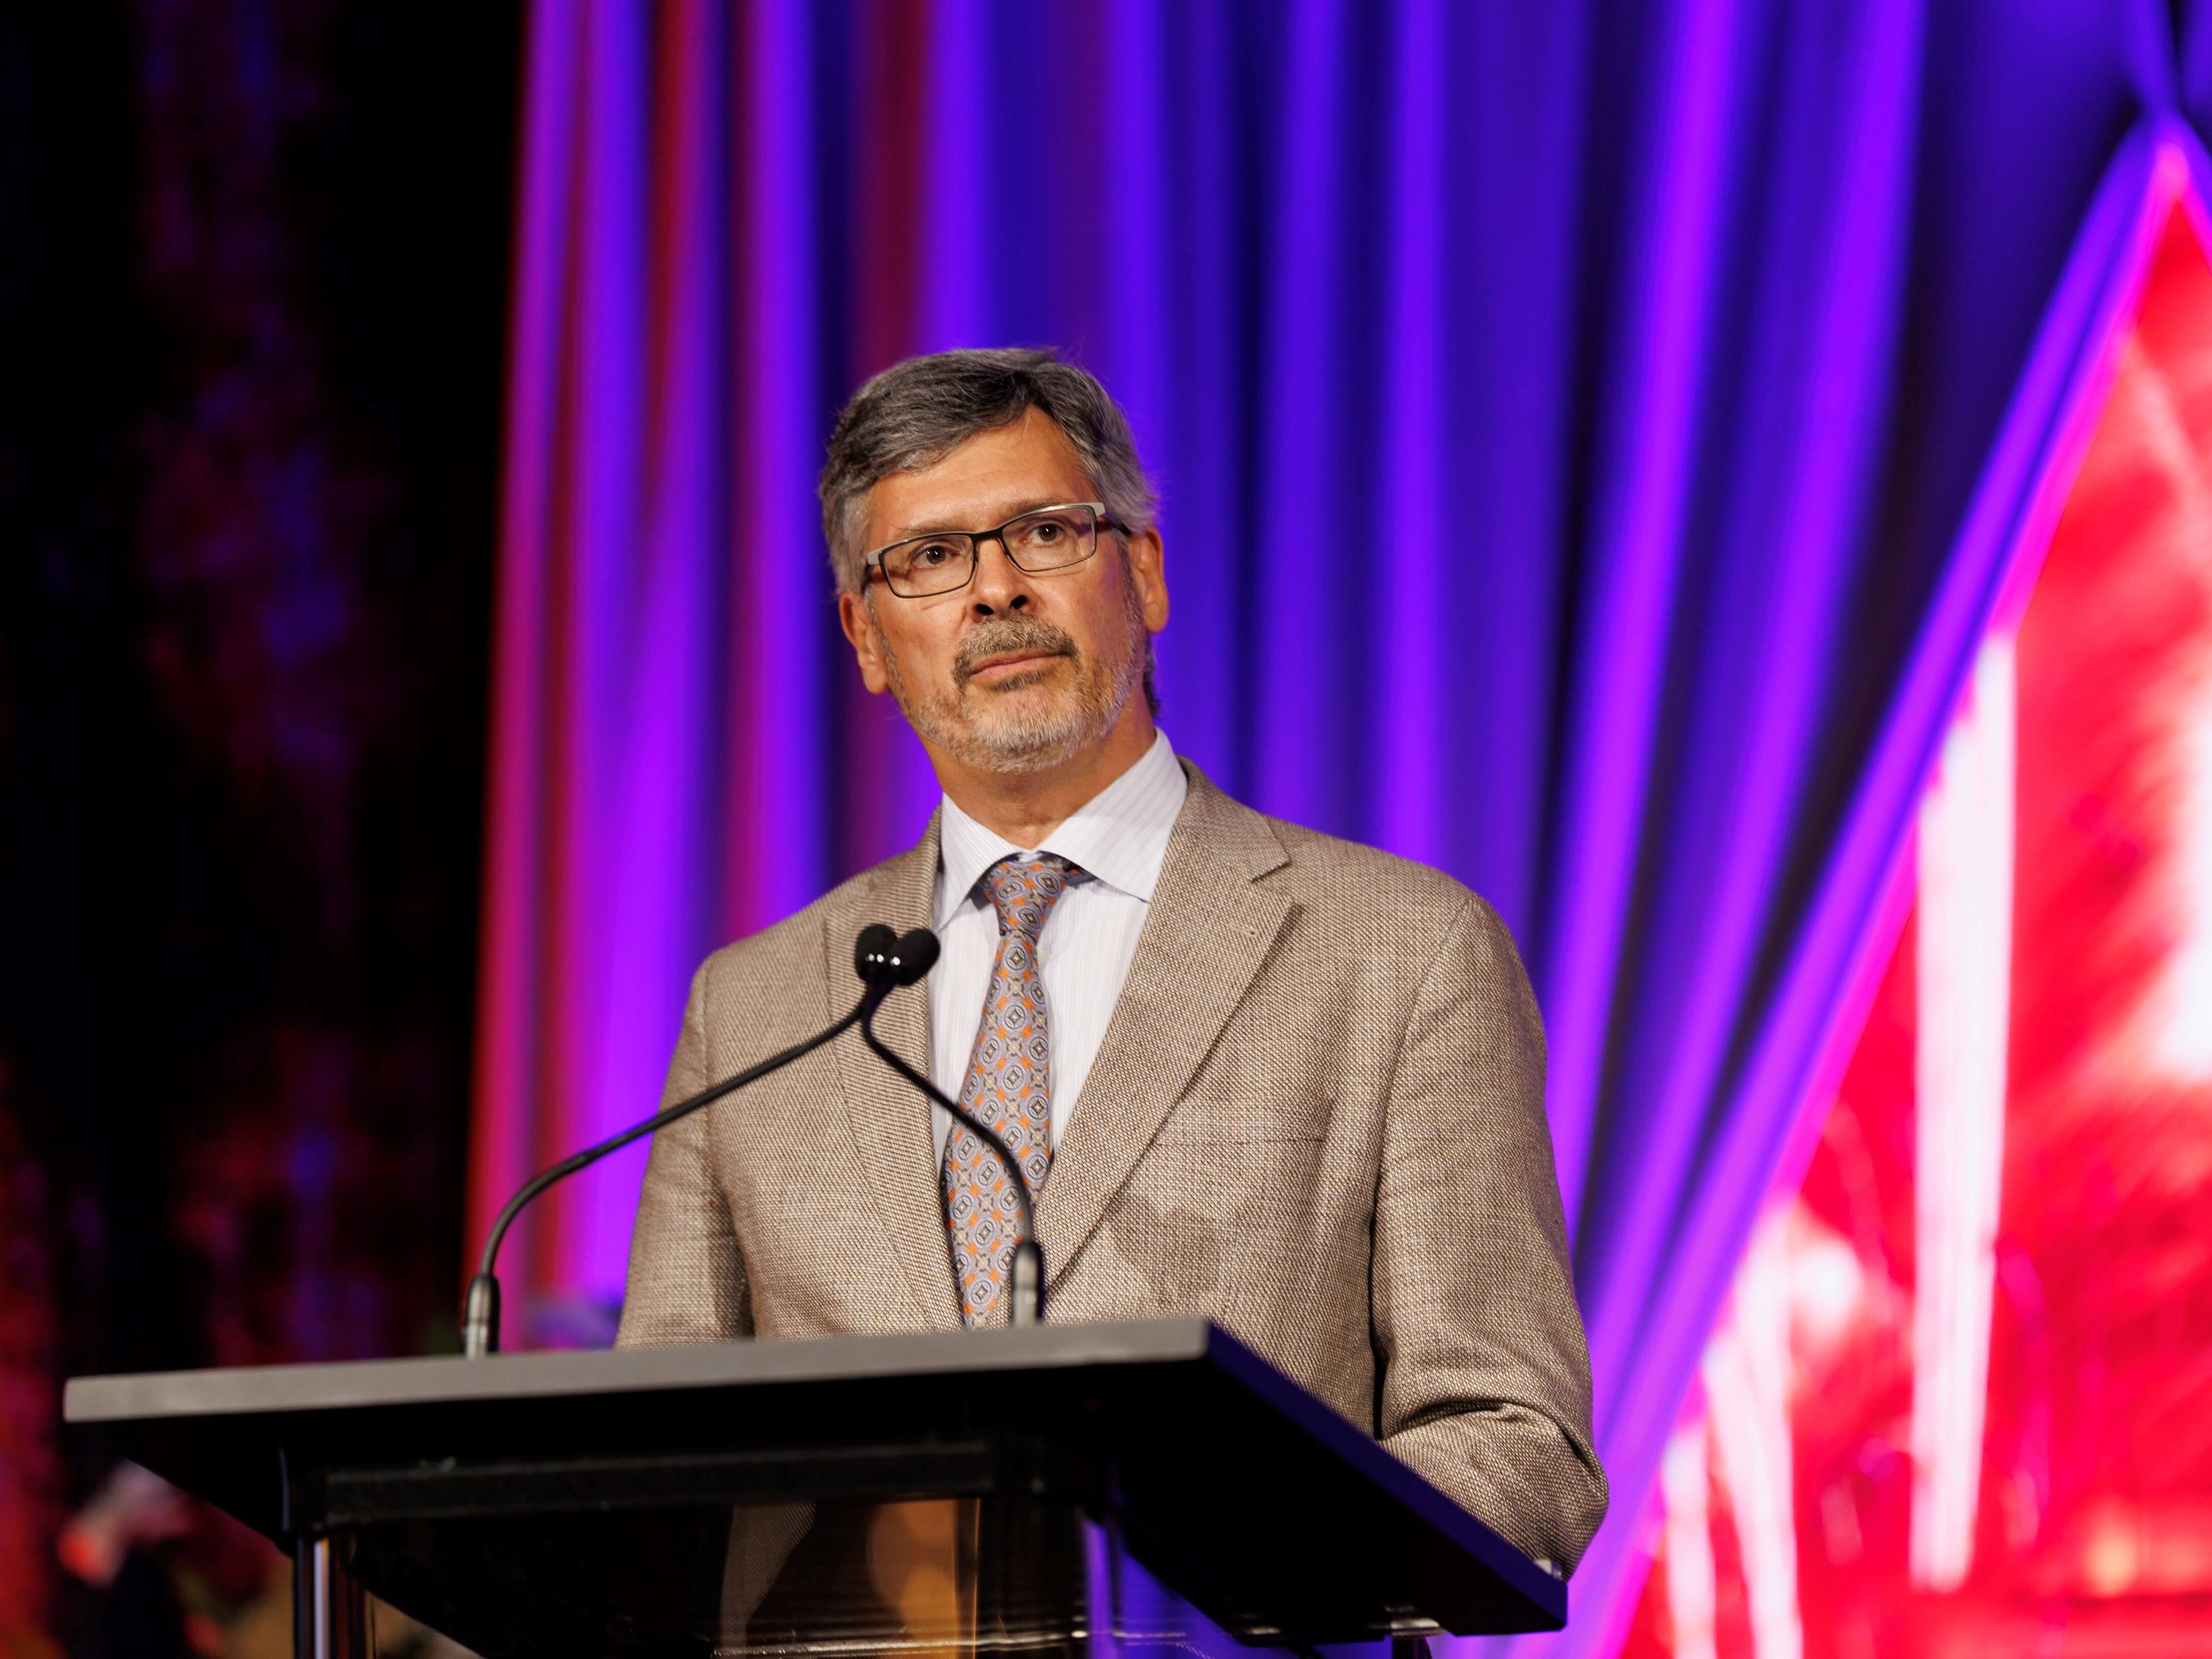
65, 1318, 1565, 1657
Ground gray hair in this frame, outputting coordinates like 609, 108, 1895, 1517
817, 347, 1159, 594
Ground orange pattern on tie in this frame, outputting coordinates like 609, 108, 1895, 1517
944, 853, 1073, 1324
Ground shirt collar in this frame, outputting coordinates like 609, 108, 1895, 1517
935, 730, 1189, 925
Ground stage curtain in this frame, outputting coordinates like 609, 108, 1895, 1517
469, 0, 2208, 1643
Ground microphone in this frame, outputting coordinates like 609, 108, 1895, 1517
459, 926, 912, 1358
856, 927, 1048, 1327
854, 922, 931, 990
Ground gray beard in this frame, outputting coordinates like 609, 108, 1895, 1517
878, 584, 1147, 775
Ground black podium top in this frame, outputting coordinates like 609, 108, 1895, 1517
66, 1318, 1564, 1648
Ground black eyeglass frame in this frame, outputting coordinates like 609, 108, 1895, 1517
860, 500, 1128, 598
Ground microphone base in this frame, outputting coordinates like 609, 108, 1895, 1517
461, 1273, 501, 1358
1010, 1241, 1044, 1326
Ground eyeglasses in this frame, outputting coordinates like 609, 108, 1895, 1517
862, 501, 1123, 598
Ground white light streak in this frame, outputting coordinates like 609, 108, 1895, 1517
1706, 1215, 1803, 1659
1910, 635, 2017, 1591
1661, 1417, 1717, 1659
2148, 683, 2212, 1080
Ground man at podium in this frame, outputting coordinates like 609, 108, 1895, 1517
616, 349, 1608, 1575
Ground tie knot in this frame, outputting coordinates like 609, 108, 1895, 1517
981, 853, 1075, 941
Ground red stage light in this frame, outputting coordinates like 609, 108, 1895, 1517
1617, 195, 2212, 1659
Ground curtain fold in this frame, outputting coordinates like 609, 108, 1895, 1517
470, 0, 2202, 1642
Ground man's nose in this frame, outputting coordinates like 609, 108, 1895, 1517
968, 532, 1034, 613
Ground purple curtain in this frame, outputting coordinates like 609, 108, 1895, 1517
472, 0, 2209, 1643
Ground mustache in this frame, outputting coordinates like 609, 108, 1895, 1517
954, 617, 1078, 684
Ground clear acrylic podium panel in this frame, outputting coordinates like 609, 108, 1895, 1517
345, 1493, 1427, 1659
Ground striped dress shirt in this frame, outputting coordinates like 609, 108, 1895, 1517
928, 729, 1188, 1161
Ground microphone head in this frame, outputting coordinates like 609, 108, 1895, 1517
854, 923, 901, 986
888, 928, 940, 987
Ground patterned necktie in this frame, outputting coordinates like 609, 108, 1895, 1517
944, 852, 1075, 1325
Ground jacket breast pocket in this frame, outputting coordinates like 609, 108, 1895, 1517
1152, 1092, 1334, 1146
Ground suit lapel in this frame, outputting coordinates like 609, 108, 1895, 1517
1038, 768, 1293, 1285
826, 812, 964, 1330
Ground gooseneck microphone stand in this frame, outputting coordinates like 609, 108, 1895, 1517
856, 927, 1048, 1327
459, 922, 1047, 1353
460, 926, 915, 1357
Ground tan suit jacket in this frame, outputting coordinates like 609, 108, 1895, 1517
618, 764, 1608, 1569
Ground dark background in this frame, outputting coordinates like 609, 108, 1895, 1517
0, 1, 519, 1645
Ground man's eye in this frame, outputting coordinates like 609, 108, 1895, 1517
912, 542, 957, 567
1028, 521, 1063, 543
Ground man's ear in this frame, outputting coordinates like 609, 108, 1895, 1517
1128, 527, 1169, 632
838, 587, 893, 695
